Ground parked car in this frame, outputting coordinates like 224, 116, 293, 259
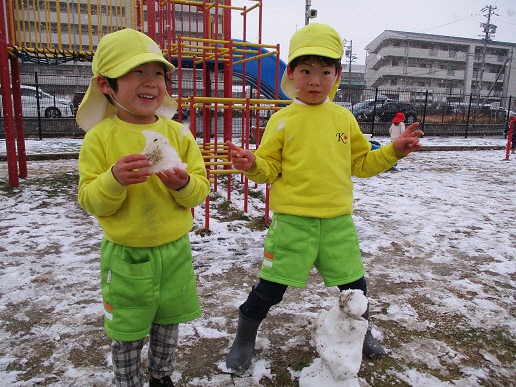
1, 85, 74, 118
72, 91, 86, 115
353, 99, 418, 124
335, 101, 353, 110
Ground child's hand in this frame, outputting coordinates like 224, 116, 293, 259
156, 167, 191, 190
112, 154, 153, 186
227, 141, 256, 171
393, 122, 424, 155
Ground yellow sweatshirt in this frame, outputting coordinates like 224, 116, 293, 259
78, 115, 210, 247
245, 100, 404, 218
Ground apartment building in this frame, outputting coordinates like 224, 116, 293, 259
365, 30, 516, 103
340, 64, 366, 87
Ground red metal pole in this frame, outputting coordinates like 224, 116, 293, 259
223, 1, 232, 144
505, 116, 515, 160
241, 8, 247, 148
177, 36, 183, 120
147, 0, 156, 40
0, 0, 19, 187
254, 0, 262, 141
158, 0, 164, 47
5, 0, 26, 178
10, 57, 27, 178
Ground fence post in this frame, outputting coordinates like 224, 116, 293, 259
465, 93, 473, 138
35, 72, 43, 139
505, 116, 515, 160
421, 90, 428, 131
505, 96, 512, 125
371, 88, 379, 137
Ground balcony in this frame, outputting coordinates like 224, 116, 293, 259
370, 67, 466, 81
375, 45, 469, 63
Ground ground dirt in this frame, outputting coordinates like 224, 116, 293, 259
0, 157, 514, 386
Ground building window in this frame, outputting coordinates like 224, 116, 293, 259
390, 79, 398, 86
392, 59, 399, 67
447, 68, 455, 76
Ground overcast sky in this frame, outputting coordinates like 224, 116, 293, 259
231, 0, 516, 65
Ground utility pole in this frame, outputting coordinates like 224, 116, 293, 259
305, 0, 317, 26
344, 40, 357, 87
475, 5, 497, 105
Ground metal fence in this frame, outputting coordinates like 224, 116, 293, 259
336, 85, 515, 131
1, 69, 515, 139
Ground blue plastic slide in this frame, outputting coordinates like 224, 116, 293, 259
232, 40, 288, 101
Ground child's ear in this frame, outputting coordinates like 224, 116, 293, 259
97, 76, 114, 95
336, 66, 343, 79
287, 65, 295, 80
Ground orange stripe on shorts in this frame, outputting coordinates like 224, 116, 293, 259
264, 251, 274, 260
103, 300, 113, 312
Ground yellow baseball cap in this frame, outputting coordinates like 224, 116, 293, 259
280, 23, 344, 100
76, 28, 178, 131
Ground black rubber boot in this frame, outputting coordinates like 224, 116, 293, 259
362, 305, 386, 359
226, 309, 262, 375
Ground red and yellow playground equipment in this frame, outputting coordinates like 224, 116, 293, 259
1, 0, 291, 228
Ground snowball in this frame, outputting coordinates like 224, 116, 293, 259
299, 289, 368, 387
141, 131, 187, 173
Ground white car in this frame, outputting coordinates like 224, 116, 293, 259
1, 85, 74, 118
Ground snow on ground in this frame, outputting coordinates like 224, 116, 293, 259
0, 135, 514, 386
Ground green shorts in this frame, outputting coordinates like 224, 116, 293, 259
100, 235, 200, 341
259, 213, 365, 288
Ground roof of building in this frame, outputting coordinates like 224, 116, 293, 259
366, 30, 516, 52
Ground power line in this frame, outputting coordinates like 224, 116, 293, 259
420, 14, 479, 34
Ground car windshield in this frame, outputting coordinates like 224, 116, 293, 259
353, 100, 375, 109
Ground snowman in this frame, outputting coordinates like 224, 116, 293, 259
299, 289, 368, 387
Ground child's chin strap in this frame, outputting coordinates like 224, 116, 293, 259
111, 95, 143, 116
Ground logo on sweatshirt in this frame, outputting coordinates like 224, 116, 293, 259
336, 133, 348, 144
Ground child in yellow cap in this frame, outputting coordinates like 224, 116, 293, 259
76, 28, 210, 386
226, 23, 424, 374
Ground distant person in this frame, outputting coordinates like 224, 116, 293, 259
225, 23, 424, 375
388, 112, 406, 170
76, 29, 210, 387
389, 112, 406, 141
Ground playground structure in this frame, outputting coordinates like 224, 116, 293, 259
1, 0, 293, 227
